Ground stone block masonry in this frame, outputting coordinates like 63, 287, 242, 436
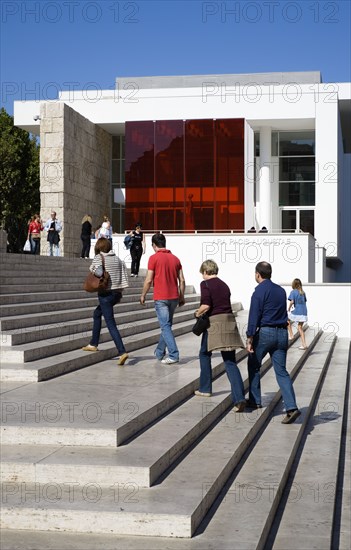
39, 102, 112, 257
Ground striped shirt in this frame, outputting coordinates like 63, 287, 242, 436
90, 251, 129, 291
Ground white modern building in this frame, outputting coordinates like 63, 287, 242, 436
14, 71, 351, 287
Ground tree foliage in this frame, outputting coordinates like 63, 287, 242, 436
0, 107, 40, 252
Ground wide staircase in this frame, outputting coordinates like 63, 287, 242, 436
0, 253, 350, 550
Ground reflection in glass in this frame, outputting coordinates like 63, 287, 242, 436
279, 182, 315, 206
125, 119, 244, 231
279, 131, 315, 156
282, 210, 296, 232
300, 210, 314, 235
280, 157, 315, 182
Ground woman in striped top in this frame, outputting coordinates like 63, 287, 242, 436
82, 238, 129, 365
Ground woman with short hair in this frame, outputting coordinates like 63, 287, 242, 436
194, 259, 246, 411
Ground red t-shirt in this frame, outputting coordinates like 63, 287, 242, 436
148, 249, 182, 300
28, 220, 42, 235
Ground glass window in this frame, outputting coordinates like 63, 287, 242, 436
254, 132, 260, 157
185, 119, 214, 186
112, 136, 121, 159
112, 206, 124, 234
280, 157, 315, 182
125, 119, 244, 232
112, 160, 121, 183
279, 131, 315, 156
300, 210, 314, 235
282, 210, 296, 232
279, 182, 315, 206
271, 132, 278, 156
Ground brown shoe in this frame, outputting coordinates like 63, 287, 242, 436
233, 401, 246, 413
82, 345, 98, 352
117, 353, 129, 366
282, 409, 301, 424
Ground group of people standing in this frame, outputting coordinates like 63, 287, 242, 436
82, 231, 307, 425
27, 211, 62, 256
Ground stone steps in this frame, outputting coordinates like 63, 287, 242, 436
2, 332, 347, 540
0, 255, 201, 382
0, 318, 200, 382
0, 300, 198, 345
270, 337, 351, 550
0, 351, 246, 487
0, 283, 166, 306
0, 253, 349, 547
206, 332, 338, 549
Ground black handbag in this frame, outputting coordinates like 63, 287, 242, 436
192, 314, 210, 336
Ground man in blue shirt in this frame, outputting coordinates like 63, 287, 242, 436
246, 261, 301, 424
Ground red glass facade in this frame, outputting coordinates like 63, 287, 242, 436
125, 119, 244, 231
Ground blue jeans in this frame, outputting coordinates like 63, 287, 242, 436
199, 330, 245, 405
30, 237, 40, 255
48, 242, 60, 256
247, 327, 297, 411
90, 291, 126, 354
154, 299, 179, 361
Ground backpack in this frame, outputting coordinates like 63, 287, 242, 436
124, 235, 133, 249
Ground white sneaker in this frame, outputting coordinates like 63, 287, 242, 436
161, 357, 179, 365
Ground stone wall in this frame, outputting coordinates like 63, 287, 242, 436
40, 102, 111, 256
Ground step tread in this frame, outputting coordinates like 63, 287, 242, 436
195, 334, 336, 548
0, 359, 233, 485
0, 337, 323, 539
272, 337, 350, 549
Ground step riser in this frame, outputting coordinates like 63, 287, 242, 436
1, 462, 150, 488
0, 508, 192, 539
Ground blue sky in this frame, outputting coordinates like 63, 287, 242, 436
1, 0, 350, 114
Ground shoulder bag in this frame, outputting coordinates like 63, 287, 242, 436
192, 281, 210, 335
83, 254, 110, 292
192, 313, 210, 336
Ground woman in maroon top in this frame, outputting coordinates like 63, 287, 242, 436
194, 260, 246, 411
27, 214, 43, 255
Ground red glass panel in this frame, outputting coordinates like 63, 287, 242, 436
124, 119, 244, 232
215, 119, 244, 230
125, 121, 154, 228
155, 120, 184, 231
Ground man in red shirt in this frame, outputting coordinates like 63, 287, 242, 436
140, 233, 185, 364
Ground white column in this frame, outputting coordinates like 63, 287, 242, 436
259, 126, 272, 231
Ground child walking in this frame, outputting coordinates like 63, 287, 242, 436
287, 278, 308, 350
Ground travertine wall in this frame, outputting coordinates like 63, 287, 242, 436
40, 102, 111, 256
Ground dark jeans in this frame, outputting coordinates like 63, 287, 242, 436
247, 327, 297, 411
90, 291, 126, 354
81, 235, 91, 258
30, 237, 40, 255
130, 247, 142, 275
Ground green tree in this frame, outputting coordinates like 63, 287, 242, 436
0, 107, 40, 252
